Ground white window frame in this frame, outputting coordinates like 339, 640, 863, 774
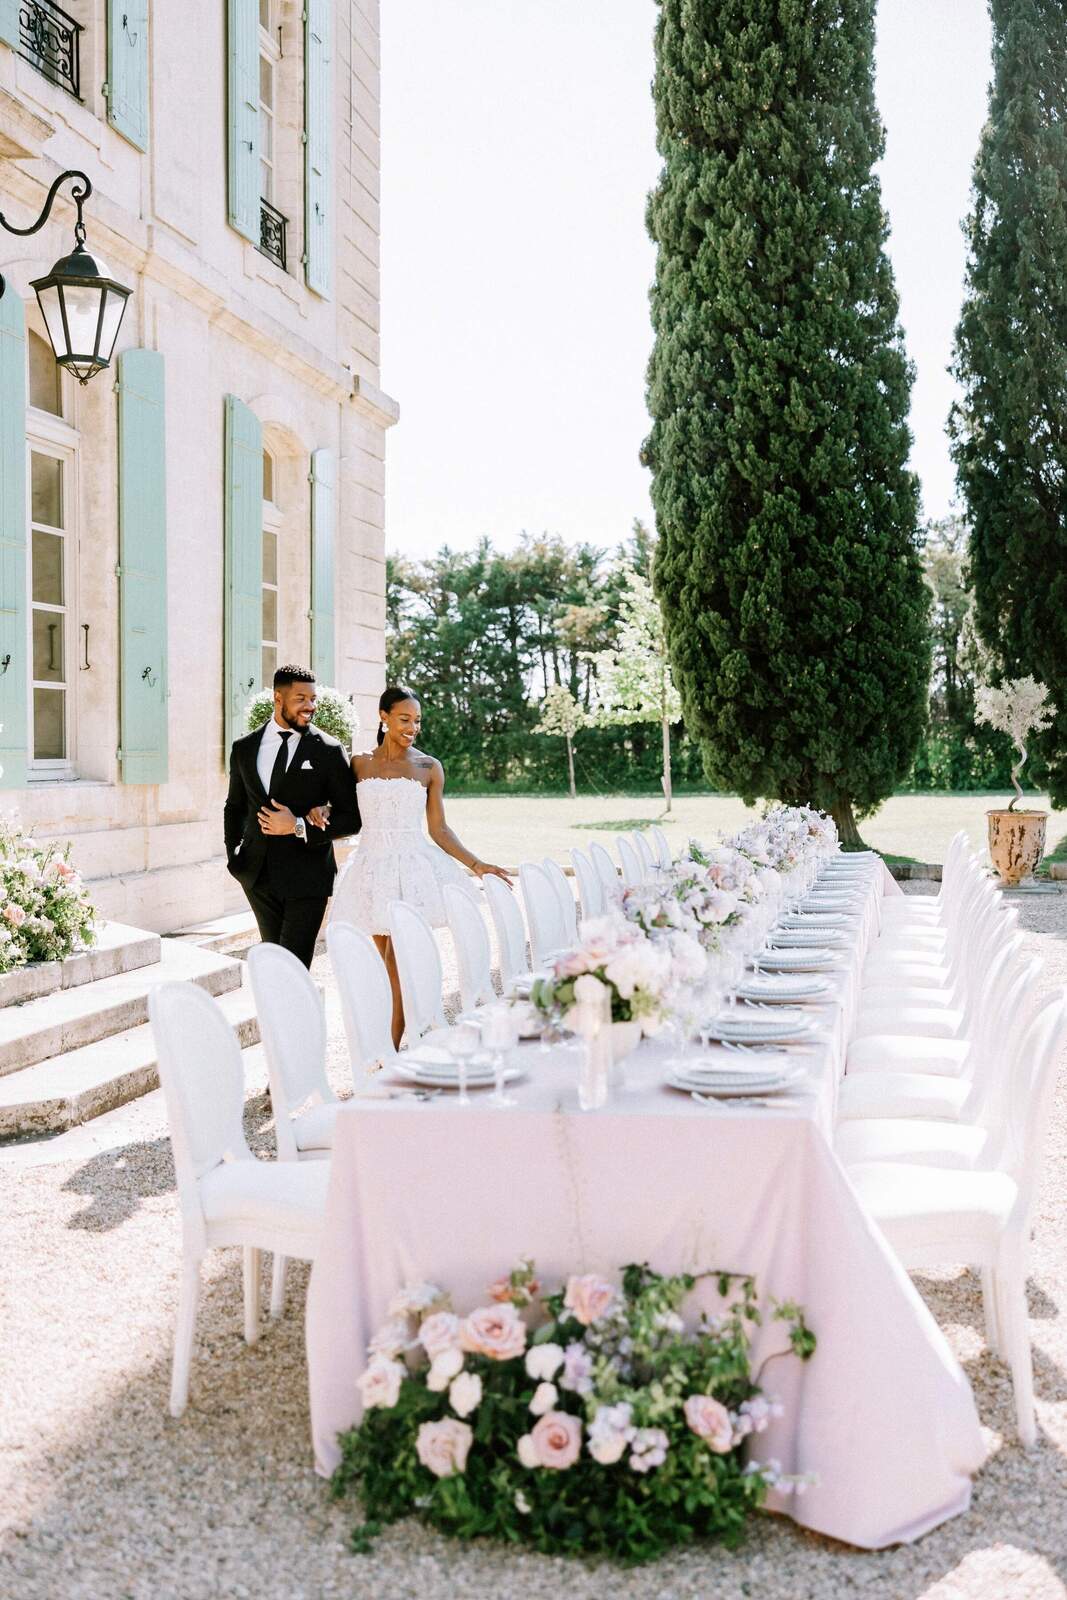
258, 12, 281, 207
262, 454, 282, 690
26, 427, 78, 778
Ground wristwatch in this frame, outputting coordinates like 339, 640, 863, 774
294, 816, 307, 843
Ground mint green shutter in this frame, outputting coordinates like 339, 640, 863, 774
0, 2, 19, 49
0, 294, 27, 788
224, 396, 262, 756
118, 350, 167, 784
107, 1, 149, 150
309, 447, 335, 681
227, 0, 259, 242
304, 0, 333, 297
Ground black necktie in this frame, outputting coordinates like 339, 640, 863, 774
268, 730, 292, 799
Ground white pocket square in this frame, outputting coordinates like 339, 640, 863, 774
300, 759, 313, 769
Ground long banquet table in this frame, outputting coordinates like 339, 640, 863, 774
306, 858, 986, 1549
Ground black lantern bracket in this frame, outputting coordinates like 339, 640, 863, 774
0, 169, 93, 300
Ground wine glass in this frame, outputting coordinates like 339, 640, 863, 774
449, 1015, 481, 1107
481, 1004, 518, 1108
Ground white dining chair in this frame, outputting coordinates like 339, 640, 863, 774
649, 825, 673, 871
483, 871, 529, 987
616, 834, 643, 889
444, 883, 497, 1011
388, 900, 448, 1040
633, 832, 655, 881
570, 847, 604, 922
327, 920, 401, 1075
247, 943, 338, 1163
589, 841, 620, 902
879, 831, 970, 925
541, 857, 578, 946
847, 991, 1067, 1446
519, 861, 568, 967
148, 981, 329, 1417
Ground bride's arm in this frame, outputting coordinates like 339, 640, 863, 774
424, 760, 511, 883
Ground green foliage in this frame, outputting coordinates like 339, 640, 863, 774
644, 0, 931, 838
332, 1265, 814, 1565
0, 822, 96, 971
386, 530, 707, 793
949, 0, 1067, 804
245, 684, 357, 751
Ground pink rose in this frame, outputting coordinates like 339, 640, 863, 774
418, 1310, 462, 1359
563, 1274, 615, 1327
416, 1417, 472, 1478
356, 1357, 404, 1411
528, 1411, 582, 1470
460, 1303, 527, 1361
684, 1394, 735, 1454
4, 903, 25, 928
554, 950, 588, 979
488, 1274, 541, 1305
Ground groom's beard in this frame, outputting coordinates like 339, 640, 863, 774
279, 710, 310, 733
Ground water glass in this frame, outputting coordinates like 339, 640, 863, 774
481, 1004, 518, 1108
449, 1016, 481, 1107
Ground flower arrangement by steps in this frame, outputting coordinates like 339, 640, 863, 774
245, 684, 358, 752
0, 819, 96, 974
332, 1258, 816, 1564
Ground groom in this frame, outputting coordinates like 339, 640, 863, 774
224, 665, 360, 967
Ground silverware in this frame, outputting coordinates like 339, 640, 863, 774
690, 1090, 790, 1109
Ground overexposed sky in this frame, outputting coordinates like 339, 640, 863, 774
379, 0, 993, 560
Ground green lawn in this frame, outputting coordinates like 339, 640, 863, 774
441, 791, 1067, 871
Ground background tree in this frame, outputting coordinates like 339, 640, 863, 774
534, 684, 585, 797
949, 0, 1067, 804
586, 567, 682, 812
644, 0, 931, 846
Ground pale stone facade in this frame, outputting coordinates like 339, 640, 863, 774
0, 1, 392, 931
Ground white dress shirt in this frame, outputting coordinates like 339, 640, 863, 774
256, 717, 302, 798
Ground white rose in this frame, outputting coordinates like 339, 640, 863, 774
449, 1370, 482, 1419
573, 973, 606, 1005
589, 1430, 628, 1465
426, 1348, 464, 1391
529, 1381, 558, 1416
517, 1433, 540, 1469
525, 1342, 564, 1381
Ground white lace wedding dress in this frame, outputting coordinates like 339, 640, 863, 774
329, 775, 467, 935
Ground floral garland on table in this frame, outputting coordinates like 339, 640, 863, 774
727, 805, 838, 874
332, 1259, 816, 1564
0, 820, 95, 972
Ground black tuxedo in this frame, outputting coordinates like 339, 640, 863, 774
224, 724, 360, 965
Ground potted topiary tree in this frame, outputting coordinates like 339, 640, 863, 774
974, 676, 1054, 885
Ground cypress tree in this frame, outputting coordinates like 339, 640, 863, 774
949, 0, 1067, 804
644, 0, 930, 845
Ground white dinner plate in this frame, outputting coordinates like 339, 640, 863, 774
736, 975, 832, 1003
391, 1047, 524, 1090
780, 912, 849, 927
759, 948, 842, 971
771, 928, 848, 948
667, 1062, 805, 1097
704, 1009, 815, 1044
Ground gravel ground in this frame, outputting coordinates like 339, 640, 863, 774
2, 887, 1066, 1600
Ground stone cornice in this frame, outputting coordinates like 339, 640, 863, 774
351, 374, 399, 428
0, 87, 54, 159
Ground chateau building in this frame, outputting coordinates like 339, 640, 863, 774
0, 0, 392, 930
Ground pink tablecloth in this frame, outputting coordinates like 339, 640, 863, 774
306, 859, 984, 1549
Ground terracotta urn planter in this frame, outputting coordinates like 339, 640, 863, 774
986, 808, 1047, 887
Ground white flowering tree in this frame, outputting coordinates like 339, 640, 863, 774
974, 676, 1055, 811
535, 684, 585, 798
586, 568, 682, 813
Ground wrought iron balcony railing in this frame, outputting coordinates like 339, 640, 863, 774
18, 0, 81, 100
259, 199, 287, 272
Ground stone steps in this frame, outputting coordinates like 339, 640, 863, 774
0, 939, 242, 1079
0, 922, 160, 1010
0, 981, 261, 1139
171, 911, 327, 962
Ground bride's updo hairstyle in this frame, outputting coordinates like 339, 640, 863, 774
377, 684, 420, 746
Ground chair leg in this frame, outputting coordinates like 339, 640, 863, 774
981, 1266, 1001, 1356
170, 1256, 201, 1418
270, 1253, 288, 1319
997, 1264, 1037, 1448
243, 1245, 261, 1345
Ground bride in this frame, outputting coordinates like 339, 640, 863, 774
327, 685, 511, 1047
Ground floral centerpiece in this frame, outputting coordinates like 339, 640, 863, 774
727, 805, 837, 874
332, 1259, 816, 1564
529, 913, 674, 1034
0, 819, 95, 973
620, 857, 749, 960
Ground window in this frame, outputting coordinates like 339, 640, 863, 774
17, 0, 83, 101
257, 2, 287, 270
26, 327, 76, 774
262, 450, 280, 688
